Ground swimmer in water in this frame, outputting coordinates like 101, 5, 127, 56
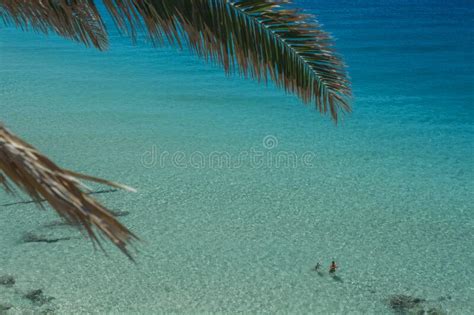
314, 262, 321, 271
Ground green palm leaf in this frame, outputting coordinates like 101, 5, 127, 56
106, 0, 352, 120
1, 0, 352, 120
0, 0, 108, 49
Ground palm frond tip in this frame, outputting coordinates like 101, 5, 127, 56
0, 124, 137, 259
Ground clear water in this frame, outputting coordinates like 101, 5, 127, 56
1, 0, 473, 313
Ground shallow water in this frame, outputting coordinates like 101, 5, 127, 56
1, 0, 473, 313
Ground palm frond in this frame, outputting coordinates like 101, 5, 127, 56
0, 0, 108, 50
99, 0, 351, 121
1, 0, 351, 120
0, 124, 137, 259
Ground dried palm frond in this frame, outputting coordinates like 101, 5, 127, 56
0, 124, 137, 259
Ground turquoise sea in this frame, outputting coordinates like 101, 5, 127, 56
1, 0, 473, 313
